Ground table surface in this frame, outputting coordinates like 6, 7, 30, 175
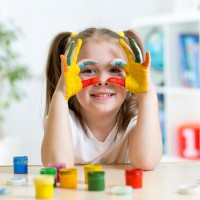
1, 162, 200, 200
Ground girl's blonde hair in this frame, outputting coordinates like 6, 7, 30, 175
45, 28, 144, 133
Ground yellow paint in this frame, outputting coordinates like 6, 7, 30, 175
60, 168, 78, 188
84, 164, 102, 184
60, 39, 83, 100
119, 38, 150, 94
34, 175, 54, 199
117, 31, 125, 37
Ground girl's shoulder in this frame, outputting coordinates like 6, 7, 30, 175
123, 116, 137, 135
69, 109, 82, 130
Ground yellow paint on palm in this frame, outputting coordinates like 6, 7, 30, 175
60, 39, 83, 100
119, 39, 149, 94
64, 67, 82, 100
124, 63, 148, 93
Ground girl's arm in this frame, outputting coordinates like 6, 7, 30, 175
129, 87, 163, 170
117, 39, 162, 170
41, 76, 74, 167
41, 39, 83, 167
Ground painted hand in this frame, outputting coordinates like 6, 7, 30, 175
108, 39, 150, 94
60, 39, 99, 100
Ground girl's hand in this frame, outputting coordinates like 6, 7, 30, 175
60, 39, 99, 100
108, 39, 151, 94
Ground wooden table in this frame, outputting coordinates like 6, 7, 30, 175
0, 162, 200, 199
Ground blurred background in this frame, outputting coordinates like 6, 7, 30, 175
0, 0, 200, 165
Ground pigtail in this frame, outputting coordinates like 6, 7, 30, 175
44, 32, 71, 118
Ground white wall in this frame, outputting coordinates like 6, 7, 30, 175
0, 0, 174, 164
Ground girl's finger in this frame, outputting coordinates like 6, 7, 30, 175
60, 55, 68, 73
72, 39, 82, 65
142, 51, 151, 68
129, 39, 143, 63
119, 39, 134, 62
67, 41, 76, 66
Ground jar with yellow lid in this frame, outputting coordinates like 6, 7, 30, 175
34, 175, 54, 199
84, 164, 102, 184
60, 168, 78, 188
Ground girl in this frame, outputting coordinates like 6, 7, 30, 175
41, 28, 162, 170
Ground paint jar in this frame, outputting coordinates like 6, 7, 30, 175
125, 168, 143, 188
40, 167, 57, 187
13, 156, 28, 174
34, 175, 54, 199
84, 164, 102, 184
88, 171, 105, 191
48, 162, 66, 183
60, 168, 78, 188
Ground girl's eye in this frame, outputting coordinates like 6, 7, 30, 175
110, 67, 122, 74
81, 68, 96, 75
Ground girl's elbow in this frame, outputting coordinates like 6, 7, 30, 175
41, 153, 75, 168
130, 157, 161, 171
41, 154, 49, 167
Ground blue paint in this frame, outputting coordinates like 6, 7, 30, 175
79, 61, 98, 69
0, 188, 11, 195
111, 60, 126, 68
13, 156, 28, 174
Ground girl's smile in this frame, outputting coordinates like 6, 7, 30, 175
90, 91, 115, 100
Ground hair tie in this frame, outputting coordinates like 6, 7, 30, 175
117, 31, 125, 37
70, 32, 78, 38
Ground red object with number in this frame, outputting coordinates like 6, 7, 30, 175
178, 124, 200, 159
125, 168, 143, 188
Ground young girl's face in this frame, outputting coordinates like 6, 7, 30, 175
76, 38, 128, 115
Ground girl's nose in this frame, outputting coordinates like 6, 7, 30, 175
96, 74, 109, 86
96, 81, 109, 86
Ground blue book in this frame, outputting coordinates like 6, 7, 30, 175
157, 94, 166, 154
179, 34, 199, 88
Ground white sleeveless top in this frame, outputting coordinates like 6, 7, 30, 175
69, 109, 137, 164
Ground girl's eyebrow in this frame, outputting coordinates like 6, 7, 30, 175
110, 59, 126, 68
78, 59, 98, 70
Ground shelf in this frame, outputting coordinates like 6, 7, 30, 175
156, 87, 200, 95
131, 12, 200, 27
161, 155, 197, 163
133, 13, 200, 162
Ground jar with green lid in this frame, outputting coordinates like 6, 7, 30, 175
88, 171, 105, 191
59, 168, 78, 188
40, 167, 57, 187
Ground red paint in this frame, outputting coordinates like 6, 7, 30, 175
125, 168, 143, 188
107, 77, 125, 87
82, 78, 100, 88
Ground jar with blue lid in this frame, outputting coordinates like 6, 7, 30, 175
13, 156, 28, 174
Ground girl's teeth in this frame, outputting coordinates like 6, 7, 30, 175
95, 94, 111, 97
